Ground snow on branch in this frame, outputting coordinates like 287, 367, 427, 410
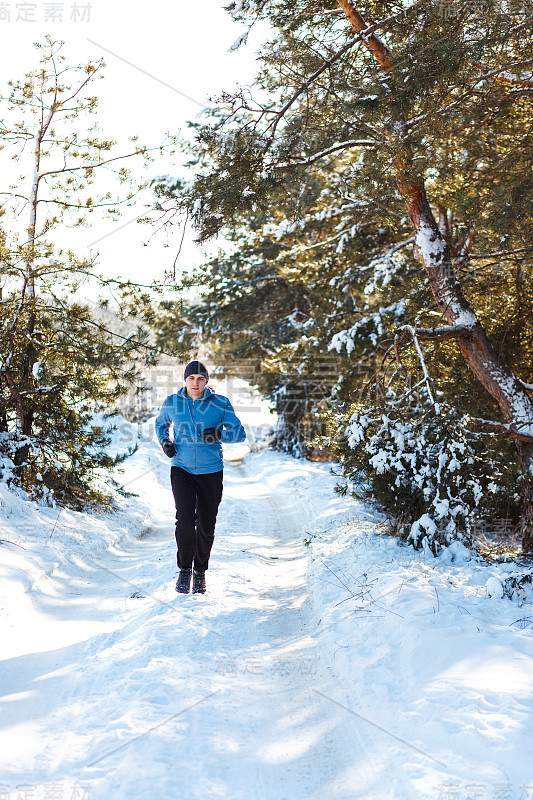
329, 302, 406, 352
273, 140, 377, 169
415, 222, 478, 328
228, 31, 249, 52
471, 58, 533, 89
471, 417, 533, 443
407, 325, 472, 341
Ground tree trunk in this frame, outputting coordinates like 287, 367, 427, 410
516, 441, 533, 551
16, 118, 47, 448
338, 0, 533, 550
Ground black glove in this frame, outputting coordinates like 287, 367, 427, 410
161, 438, 176, 458
201, 427, 221, 444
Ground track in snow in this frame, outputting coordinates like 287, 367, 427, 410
1, 451, 387, 800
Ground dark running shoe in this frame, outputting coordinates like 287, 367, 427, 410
192, 570, 206, 594
176, 568, 192, 594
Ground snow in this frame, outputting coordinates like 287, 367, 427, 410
415, 222, 446, 266
228, 31, 249, 52
2, 397, 533, 798
409, 512, 437, 545
495, 372, 533, 440
415, 223, 477, 329
32, 361, 43, 380
486, 576, 504, 599
329, 302, 406, 354
447, 307, 477, 328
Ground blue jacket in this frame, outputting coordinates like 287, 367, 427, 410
155, 386, 246, 474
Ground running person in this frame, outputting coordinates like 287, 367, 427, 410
155, 360, 246, 594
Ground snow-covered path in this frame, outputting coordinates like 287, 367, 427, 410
3, 420, 533, 800
1, 444, 378, 800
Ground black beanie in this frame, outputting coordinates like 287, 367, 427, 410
184, 360, 209, 381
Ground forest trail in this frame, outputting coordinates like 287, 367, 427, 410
0, 447, 392, 800
4, 432, 533, 800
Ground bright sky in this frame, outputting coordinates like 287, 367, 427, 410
0, 0, 265, 289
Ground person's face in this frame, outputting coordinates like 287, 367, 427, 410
185, 374, 207, 398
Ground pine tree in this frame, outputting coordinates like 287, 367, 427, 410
0, 37, 175, 507
154, 0, 533, 549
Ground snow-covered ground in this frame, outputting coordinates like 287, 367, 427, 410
2, 397, 533, 800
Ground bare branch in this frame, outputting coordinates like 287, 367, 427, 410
403, 325, 472, 341
273, 139, 376, 169
38, 148, 148, 180
264, 37, 362, 140
471, 417, 533, 443
468, 58, 533, 88
394, 325, 440, 412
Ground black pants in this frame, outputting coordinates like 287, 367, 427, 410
170, 467, 223, 572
